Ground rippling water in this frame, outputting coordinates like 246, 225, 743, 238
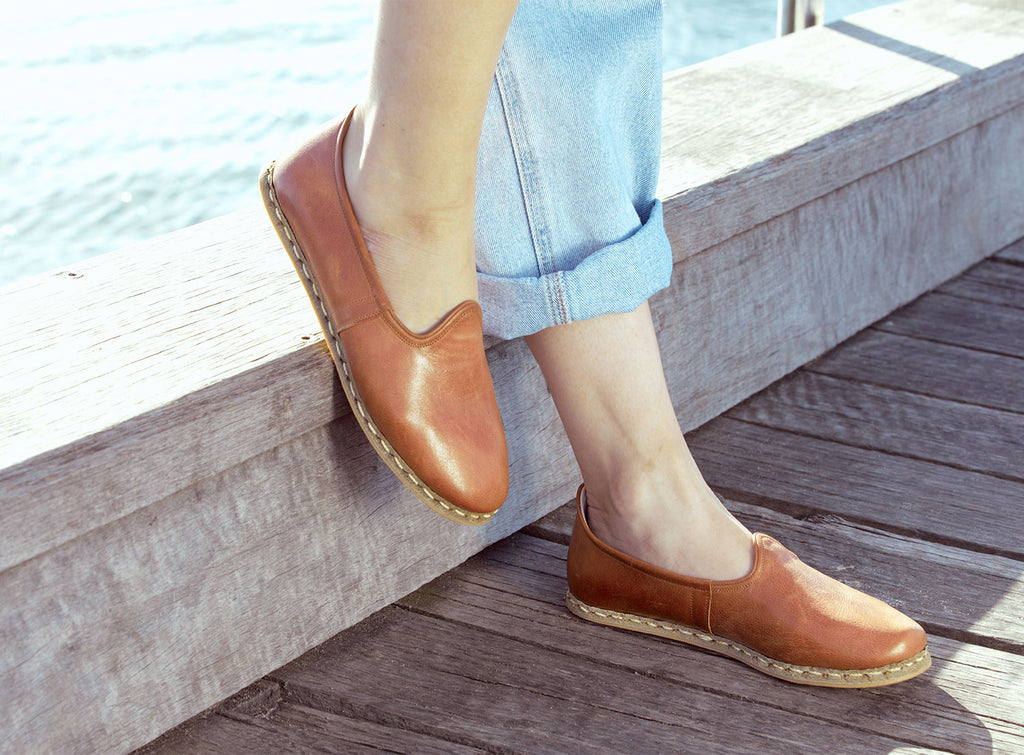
0, 0, 890, 286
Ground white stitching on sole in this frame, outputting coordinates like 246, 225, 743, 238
566, 592, 930, 686
261, 163, 493, 524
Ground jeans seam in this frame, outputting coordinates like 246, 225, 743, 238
494, 47, 566, 326
551, 271, 569, 324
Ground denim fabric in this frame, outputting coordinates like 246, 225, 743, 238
475, 0, 672, 340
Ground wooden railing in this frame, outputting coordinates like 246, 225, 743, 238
3, 1, 1023, 751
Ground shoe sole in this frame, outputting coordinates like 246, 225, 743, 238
566, 591, 931, 688
260, 162, 494, 526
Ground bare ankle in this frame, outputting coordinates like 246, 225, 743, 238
340, 106, 479, 333
343, 105, 477, 240
360, 226, 477, 329
583, 436, 711, 516
582, 457, 754, 581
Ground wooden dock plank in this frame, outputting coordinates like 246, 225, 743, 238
134, 713, 302, 755
9, 2, 1024, 750
143, 493, 1024, 755
395, 533, 1022, 754
140, 698, 483, 754
995, 237, 1024, 265
875, 293, 1024, 359
806, 330, 1024, 414
217, 704, 486, 754
134, 522, 1024, 755
271, 605, 946, 755
937, 259, 1024, 310
726, 371, 1024, 481
687, 417, 1024, 558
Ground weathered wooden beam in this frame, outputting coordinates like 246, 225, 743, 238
2, 0, 1023, 751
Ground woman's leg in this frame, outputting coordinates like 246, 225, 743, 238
525, 300, 755, 581
481, 4, 926, 686
533, 301, 930, 686
262, 1, 518, 519
342, 0, 519, 334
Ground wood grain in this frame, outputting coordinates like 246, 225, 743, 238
875, 293, 1024, 358
274, 605, 941, 755
807, 329, 1024, 414
726, 371, 1024, 481
221, 703, 487, 754
398, 532, 1023, 754
687, 417, 1024, 558
938, 259, 1024, 310
4, 1, 1024, 752
140, 691, 484, 755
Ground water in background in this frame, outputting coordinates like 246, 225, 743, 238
0, 0, 891, 286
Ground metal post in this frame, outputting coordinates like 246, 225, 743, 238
777, 0, 825, 36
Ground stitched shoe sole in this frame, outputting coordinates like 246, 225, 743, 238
566, 591, 931, 688
260, 162, 493, 526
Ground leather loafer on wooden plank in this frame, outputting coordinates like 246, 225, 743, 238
566, 485, 930, 687
259, 111, 509, 524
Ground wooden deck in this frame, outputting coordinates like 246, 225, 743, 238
5, 5, 1023, 750
138, 240, 1024, 754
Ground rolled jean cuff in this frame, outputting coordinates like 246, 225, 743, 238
479, 199, 673, 340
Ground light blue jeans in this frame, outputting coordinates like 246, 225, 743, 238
475, 0, 672, 340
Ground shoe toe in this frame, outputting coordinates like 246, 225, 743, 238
847, 596, 928, 668
426, 438, 509, 516
712, 535, 929, 671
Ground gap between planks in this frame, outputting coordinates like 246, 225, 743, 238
272, 527, 1022, 754
805, 329, 1024, 416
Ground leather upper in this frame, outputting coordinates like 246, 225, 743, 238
271, 113, 509, 514
567, 486, 928, 670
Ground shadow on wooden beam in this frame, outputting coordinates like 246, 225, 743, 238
2, 1, 1023, 751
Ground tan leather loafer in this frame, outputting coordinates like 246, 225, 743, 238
566, 485, 930, 687
259, 111, 509, 524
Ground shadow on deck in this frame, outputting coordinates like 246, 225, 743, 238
140, 241, 1024, 753
4, 3, 1022, 750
